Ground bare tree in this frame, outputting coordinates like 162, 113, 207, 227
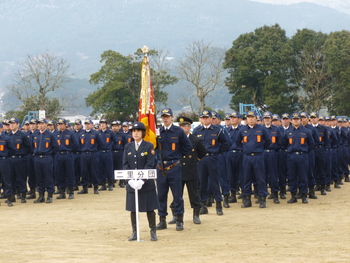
176, 40, 227, 112
8, 52, 71, 114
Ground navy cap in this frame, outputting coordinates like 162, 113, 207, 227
161, 108, 173, 116
2, 119, 9, 125
128, 122, 132, 126
256, 115, 262, 121
199, 110, 212, 118
230, 111, 241, 118
130, 122, 146, 131
47, 120, 55, 125
331, 115, 337, 120
343, 117, 348, 122
84, 118, 93, 124
300, 112, 309, 118
310, 112, 318, 118
318, 115, 325, 121
99, 118, 108, 124
30, 119, 37, 124
211, 111, 218, 119
177, 116, 193, 125
37, 118, 47, 124
216, 113, 222, 120
75, 119, 82, 125
94, 124, 99, 129
291, 112, 301, 119
272, 114, 280, 121
67, 123, 71, 128
246, 110, 257, 117
337, 116, 343, 122
24, 120, 30, 125
111, 120, 121, 126
122, 121, 128, 127
263, 111, 272, 118
325, 116, 331, 121
57, 118, 66, 124
224, 114, 231, 120
9, 117, 20, 124
281, 113, 290, 119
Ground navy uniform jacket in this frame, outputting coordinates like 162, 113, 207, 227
235, 124, 271, 154
32, 130, 58, 156
303, 124, 320, 147
56, 129, 79, 152
79, 129, 103, 152
312, 124, 329, 147
73, 128, 84, 151
192, 124, 230, 154
181, 133, 207, 180
226, 125, 243, 151
264, 124, 281, 150
158, 124, 192, 161
112, 130, 126, 151
280, 125, 315, 153
123, 131, 133, 143
123, 140, 156, 193
0, 134, 16, 157
98, 129, 118, 151
9, 130, 31, 156
325, 127, 338, 149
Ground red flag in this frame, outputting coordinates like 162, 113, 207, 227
138, 55, 157, 147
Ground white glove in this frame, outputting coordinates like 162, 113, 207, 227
128, 179, 137, 189
135, 180, 144, 190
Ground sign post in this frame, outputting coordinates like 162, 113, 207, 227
115, 169, 157, 242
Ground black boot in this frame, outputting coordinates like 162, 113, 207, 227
223, 194, 230, 208
57, 188, 66, 199
228, 191, 237, 203
296, 188, 302, 199
119, 179, 126, 188
314, 185, 320, 191
216, 201, 223, 215
5, 195, 16, 204
345, 175, 350, 182
156, 216, 167, 230
168, 208, 177, 224
108, 181, 114, 191
34, 193, 45, 203
279, 187, 287, 199
272, 192, 280, 204
21, 192, 27, 203
128, 212, 137, 241
301, 193, 308, 204
199, 202, 208, 215
0, 191, 6, 199
259, 196, 266, 208
27, 188, 36, 199
193, 208, 201, 224
53, 187, 61, 195
46, 193, 53, 203
287, 192, 298, 203
308, 187, 318, 199
147, 211, 158, 241
93, 185, 99, 194
68, 187, 75, 199
7, 195, 14, 207
176, 214, 184, 231
241, 195, 252, 208
325, 183, 331, 192
320, 185, 327, 195
99, 181, 107, 191
78, 185, 88, 194
206, 196, 212, 207
16, 187, 21, 199
334, 180, 341, 189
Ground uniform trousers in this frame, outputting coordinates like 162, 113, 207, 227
157, 162, 184, 216
324, 149, 332, 184
34, 155, 54, 194
242, 153, 268, 197
27, 154, 36, 189
198, 155, 223, 202
306, 150, 316, 188
264, 151, 279, 192
287, 152, 309, 194
314, 147, 326, 185
219, 152, 230, 195
98, 151, 114, 183
331, 149, 339, 182
278, 150, 288, 188
0, 158, 13, 196
73, 152, 81, 185
9, 156, 27, 193
226, 151, 243, 193
80, 152, 99, 186
55, 152, 75, 188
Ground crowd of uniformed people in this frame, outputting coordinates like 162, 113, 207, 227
0, 107, 349, 242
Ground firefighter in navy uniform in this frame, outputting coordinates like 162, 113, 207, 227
32, 118, 59, 204
193, 110, 230, 215
26, 119, 38, 199
235, 110, 271, 208
111, 120, 126, 188
280, 113, 315, 204
168, 116, 207, 225
156, 108, 192, 231
73, 119, 84, 190
123, 122, 159, 241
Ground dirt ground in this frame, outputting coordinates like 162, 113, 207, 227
0, 182, 349, 263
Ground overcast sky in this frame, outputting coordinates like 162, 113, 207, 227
251, 0, 350, 14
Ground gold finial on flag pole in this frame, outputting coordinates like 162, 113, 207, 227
141, 46, 149, 55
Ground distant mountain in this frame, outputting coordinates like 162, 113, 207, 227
1, 0, 349, 113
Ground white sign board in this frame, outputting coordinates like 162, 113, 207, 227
114, 169, 157, 180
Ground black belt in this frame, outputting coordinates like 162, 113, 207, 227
100, 150, 110, 153
289, 152, 305, 155
315, 145, 323, 149
157, 160, 180, 171
36, 155, 52, 158
205, 153, 218, 156
231, 150, 242, 153
246, 152, 262, 156
58, 151, 71, 154
83, 151, 92, 154
264, 150, 276, 153
113, 150, 120, 153
0, 157, 7, 159
10, 155, 25, 158
160, 160, 179, 164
